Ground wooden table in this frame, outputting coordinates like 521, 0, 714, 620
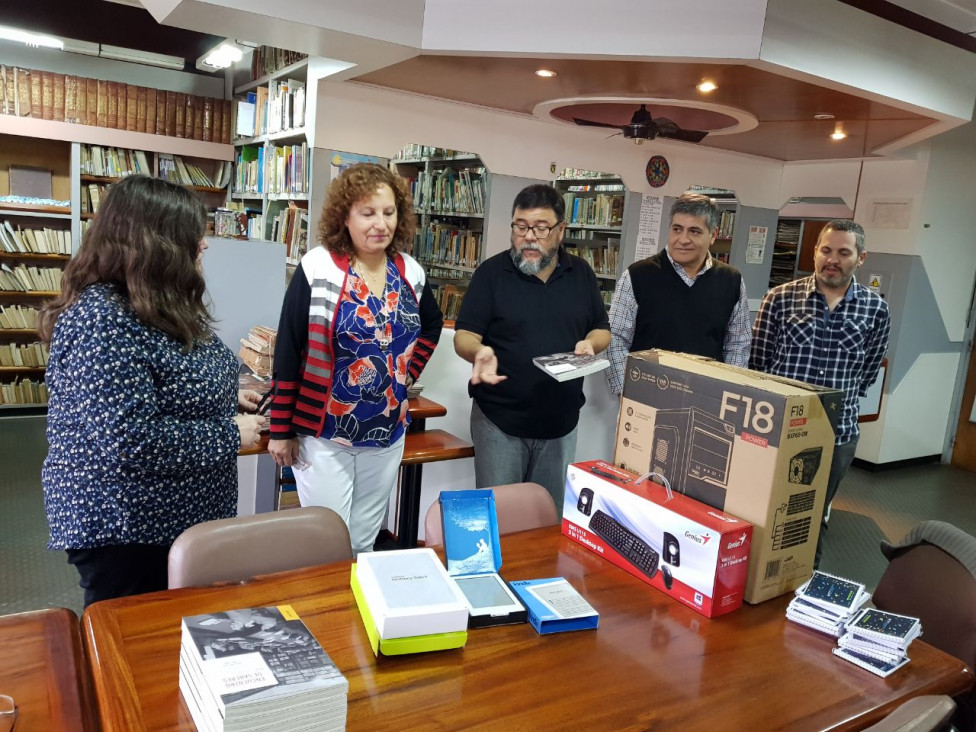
82, 528, 973, 731
0, 608, 96, 731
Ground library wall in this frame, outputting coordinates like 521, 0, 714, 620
0, 136, 70, 201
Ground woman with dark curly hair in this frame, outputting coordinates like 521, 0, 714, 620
267, 163, 443, 554
39, 175, 266, 606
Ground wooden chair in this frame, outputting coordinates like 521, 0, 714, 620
168, 507, 352, 589
423, 482, 559, 547
872, 521, 976, 731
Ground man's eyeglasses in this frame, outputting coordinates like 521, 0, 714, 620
0, 695, 16, 732
511, 222, 560, 240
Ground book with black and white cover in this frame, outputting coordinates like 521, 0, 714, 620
532, 352, 610, 382
843, 607, 922, 652
795, 571, 870, 617
785, 603, 846, 637
832, 646, 912, 678
179, 605, 348, 732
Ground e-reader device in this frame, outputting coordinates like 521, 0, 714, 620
454, 573, 527, 622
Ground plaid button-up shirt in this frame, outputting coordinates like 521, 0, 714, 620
750, 275, 890, 444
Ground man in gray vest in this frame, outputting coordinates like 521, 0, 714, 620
605, 192, 750, 394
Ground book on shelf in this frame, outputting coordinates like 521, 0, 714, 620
0, 305, 40, 330
0, 222, 70, 255
0, 341, 49, 368
250, 46, 308, 79
0, 263, 63, 293
533, 352, 611, 382
0, 378, 48, 405
179, 605, 348, 732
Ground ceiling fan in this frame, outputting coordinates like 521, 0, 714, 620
573, 104, 708, 144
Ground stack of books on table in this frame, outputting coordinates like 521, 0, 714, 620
350, 548, 470, 656
238, 325, 277, 378
786, 570, 870, 637
179, 605, 348, 731
833, 607, 922, 678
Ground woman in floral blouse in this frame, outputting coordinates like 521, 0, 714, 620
268, 164, 443, 555
39, 175, 265, 606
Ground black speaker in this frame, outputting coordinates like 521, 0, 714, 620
663, 532, 680, 567
577, 487, 594, 516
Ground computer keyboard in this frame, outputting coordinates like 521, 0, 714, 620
589, 510, 659, 579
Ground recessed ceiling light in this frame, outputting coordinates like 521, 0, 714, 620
814, 113, 835, 120
535, 69, 557, 78
696, 80, 718, 93
830, 126, 847, 140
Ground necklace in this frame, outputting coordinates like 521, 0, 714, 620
352, 258, 395, 349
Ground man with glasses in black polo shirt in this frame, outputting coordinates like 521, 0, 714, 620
454, 184, 610, 513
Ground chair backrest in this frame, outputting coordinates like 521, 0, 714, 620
168, 507, 352, 589
872, 521, 976, 731
873, 523, 976, 672
424, 483, 559, 547
860, 695, 955, 732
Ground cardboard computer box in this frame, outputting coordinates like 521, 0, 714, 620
613, 350, 843, 604
562, 460, 752, 618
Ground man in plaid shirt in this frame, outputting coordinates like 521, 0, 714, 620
751, 219, 890, 568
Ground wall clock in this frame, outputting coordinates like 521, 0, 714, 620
646, 155, 670, 188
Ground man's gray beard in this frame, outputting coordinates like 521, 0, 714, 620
510, 245, 556, 275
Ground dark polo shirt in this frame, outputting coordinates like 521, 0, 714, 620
456, 248, 609, 439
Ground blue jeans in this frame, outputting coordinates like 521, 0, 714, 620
469, 400, 578, 516
814, 435, 859, 569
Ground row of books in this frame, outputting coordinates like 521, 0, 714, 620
0, 264, 63, 292
270, 204, 309, 263
395, 145, 475, 161
0, 65, 232, 143
159, 154, 232, 189
81, 184, 105, 215
266, 143, 310, 196
179, 605, 347, 732
0, 305, 39, 330
408, 167, 486, 214
562, 192, 625, 228
0, 378, 47, 405
564, 242, 619, 277
430, 283, 466, 321
416, 224, 482, 269
235, 79, 306, 139
1, 222, 71, 256
251, 47, 308, 79
558, 168, 619, 180
234, 145, 265, 194
81, 145, 151, 178
0, 341, 48, 368
716, 209, 736, 239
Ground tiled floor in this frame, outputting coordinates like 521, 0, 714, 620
2, 413, 975, 617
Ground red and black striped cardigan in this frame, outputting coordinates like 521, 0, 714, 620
268, 247, 443, 440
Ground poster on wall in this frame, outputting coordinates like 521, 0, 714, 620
634, 194, 663, 263
331, 151, 384, 179
745, 225, 768, 265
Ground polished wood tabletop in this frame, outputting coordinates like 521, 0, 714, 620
82, 528, 973, 731
0, 607, 96, 731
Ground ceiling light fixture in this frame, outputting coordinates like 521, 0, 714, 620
0, 24, 64, 49
535, 69, 557, 78
830, 124, 847, 140
196, 41, 245, 72
814, 113, 835, 120
696, 80, 718, 93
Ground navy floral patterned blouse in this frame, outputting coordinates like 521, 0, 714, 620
322, 262, 420, 447
42, 283, 240, 550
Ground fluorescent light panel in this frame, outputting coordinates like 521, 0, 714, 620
0, 24, 64, 49
100, 44, 185, 70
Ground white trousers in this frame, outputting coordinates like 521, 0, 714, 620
294, 435, 405, 556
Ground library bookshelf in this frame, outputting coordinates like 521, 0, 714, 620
231, 57, 312, 264
0, 121, 233, 411
555, 171, 632, 309
392, 147, 489, 323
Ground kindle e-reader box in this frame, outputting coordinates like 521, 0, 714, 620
509, 577, 599, 635
440, 490, 527, 628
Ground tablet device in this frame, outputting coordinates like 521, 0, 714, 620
454, 573, 526, 620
